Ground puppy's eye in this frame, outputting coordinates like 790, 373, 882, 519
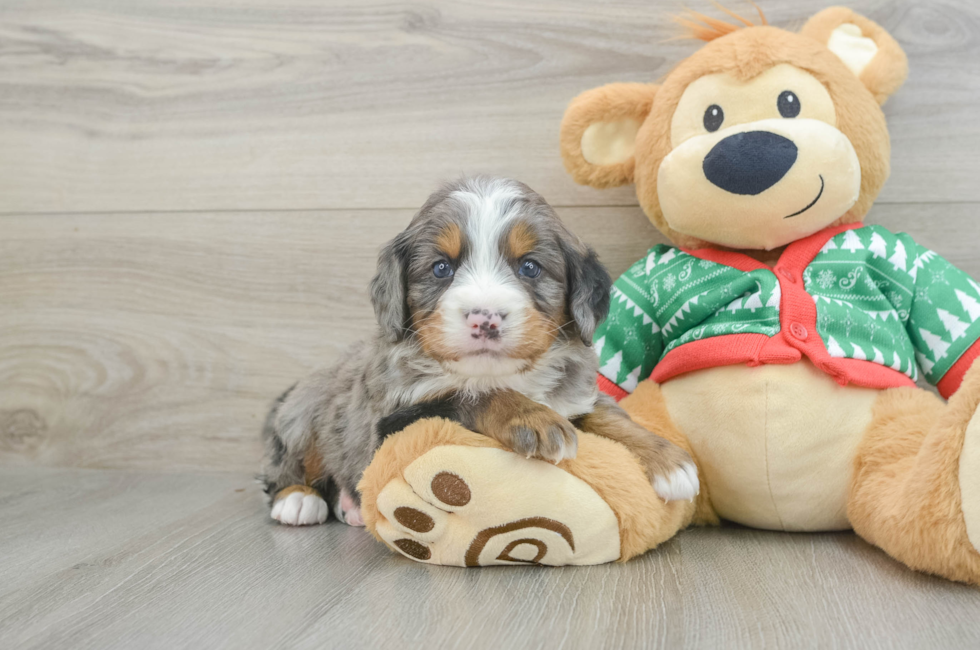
519, 260, 541, 279
432, 261, 454, 279
703, 104, 724, 132
778, 91, 801, 118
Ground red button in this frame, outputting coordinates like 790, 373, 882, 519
779, 268, 795, 283
790, 323, 808, 340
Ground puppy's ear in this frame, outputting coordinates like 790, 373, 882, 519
560, 83, 658, 189
801, 7, 908, 105
562, 241, 611, 346
370, 230, 412, 342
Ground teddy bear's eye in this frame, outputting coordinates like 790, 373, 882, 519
703, 104, 724, 132
778, 91, 801, 118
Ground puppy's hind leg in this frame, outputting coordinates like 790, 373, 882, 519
268, 446, 334, 527
334, 487, 365, 527
260, 387, 330, 526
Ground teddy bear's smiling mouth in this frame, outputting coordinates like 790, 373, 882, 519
783, 175, 825, 219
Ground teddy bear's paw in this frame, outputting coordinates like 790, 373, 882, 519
373, 445, 621, 566
652, 462, 700, 503
271, 488, 329, 526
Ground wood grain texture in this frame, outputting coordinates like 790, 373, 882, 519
1, 465, 979, 650
0, 0, 979, 213
1, 1, 980, 643
2, 205, 977, 473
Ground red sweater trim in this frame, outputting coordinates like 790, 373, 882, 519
651, 333, 795, 382
937, 340, 980, 399
650, 332, 916, 389
597, 373, 629, 402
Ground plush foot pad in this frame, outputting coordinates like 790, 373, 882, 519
271, 488, 328, 526
373, 446, 621, 566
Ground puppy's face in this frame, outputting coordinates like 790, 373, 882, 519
371, 178, 610, 377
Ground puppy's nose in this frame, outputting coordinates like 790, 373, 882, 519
702, 131, 798, 196
465, 309, 506, 340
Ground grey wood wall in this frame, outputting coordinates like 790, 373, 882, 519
2, 0, 979, 474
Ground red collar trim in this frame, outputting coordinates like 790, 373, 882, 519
681, 223, 863, 273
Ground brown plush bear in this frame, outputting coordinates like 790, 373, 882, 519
358, 6, 980, 581
558, 5, 980, 584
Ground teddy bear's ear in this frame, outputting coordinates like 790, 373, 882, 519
560, 83, 658, 188
800, 7, 908, 105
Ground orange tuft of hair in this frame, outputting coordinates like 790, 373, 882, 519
674, 2, 768, 42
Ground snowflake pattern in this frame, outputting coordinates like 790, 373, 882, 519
817, 310, 833, 332
865, 320, 879, 343
817, 269, 836, 289
663, 273, 677, 292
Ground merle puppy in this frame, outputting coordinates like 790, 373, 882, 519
260, 177, 698, 526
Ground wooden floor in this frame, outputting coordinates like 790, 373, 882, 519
2, 0, 980, 647
2, 465, 979, 650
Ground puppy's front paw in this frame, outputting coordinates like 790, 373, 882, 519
499, 406, 578, 463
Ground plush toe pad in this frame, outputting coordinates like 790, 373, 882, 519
374, 445, 621, 567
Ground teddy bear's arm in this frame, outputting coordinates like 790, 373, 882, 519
593, 252, 669, 397
884, 232, 980, 398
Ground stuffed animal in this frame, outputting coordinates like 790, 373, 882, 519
359, 6, 980, 580
556, 5, 980, 583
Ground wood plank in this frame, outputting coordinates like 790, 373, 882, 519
0, 0, 979, 213
1, 204, 978, 473
2, 465, 980, 650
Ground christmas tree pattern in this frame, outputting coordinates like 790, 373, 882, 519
806, 225, 980, 385
594, 246, 779, 390
595, 226, 980, 394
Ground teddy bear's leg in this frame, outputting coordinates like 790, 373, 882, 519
848, 362, 980, 584
358, 417, 696, 566
619, 379, 720, 526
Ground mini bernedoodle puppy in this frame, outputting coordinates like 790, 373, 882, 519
260, 176, 699, 526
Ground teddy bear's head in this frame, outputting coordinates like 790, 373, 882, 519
560, 6, 908, 251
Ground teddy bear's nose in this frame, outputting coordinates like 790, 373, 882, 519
702, 131, 798, 196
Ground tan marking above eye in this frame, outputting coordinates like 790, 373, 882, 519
507, 221, 537, 259
670, 64, 837, 148
435, 222, 462, 259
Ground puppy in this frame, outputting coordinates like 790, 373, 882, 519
260, 177, 698, 526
